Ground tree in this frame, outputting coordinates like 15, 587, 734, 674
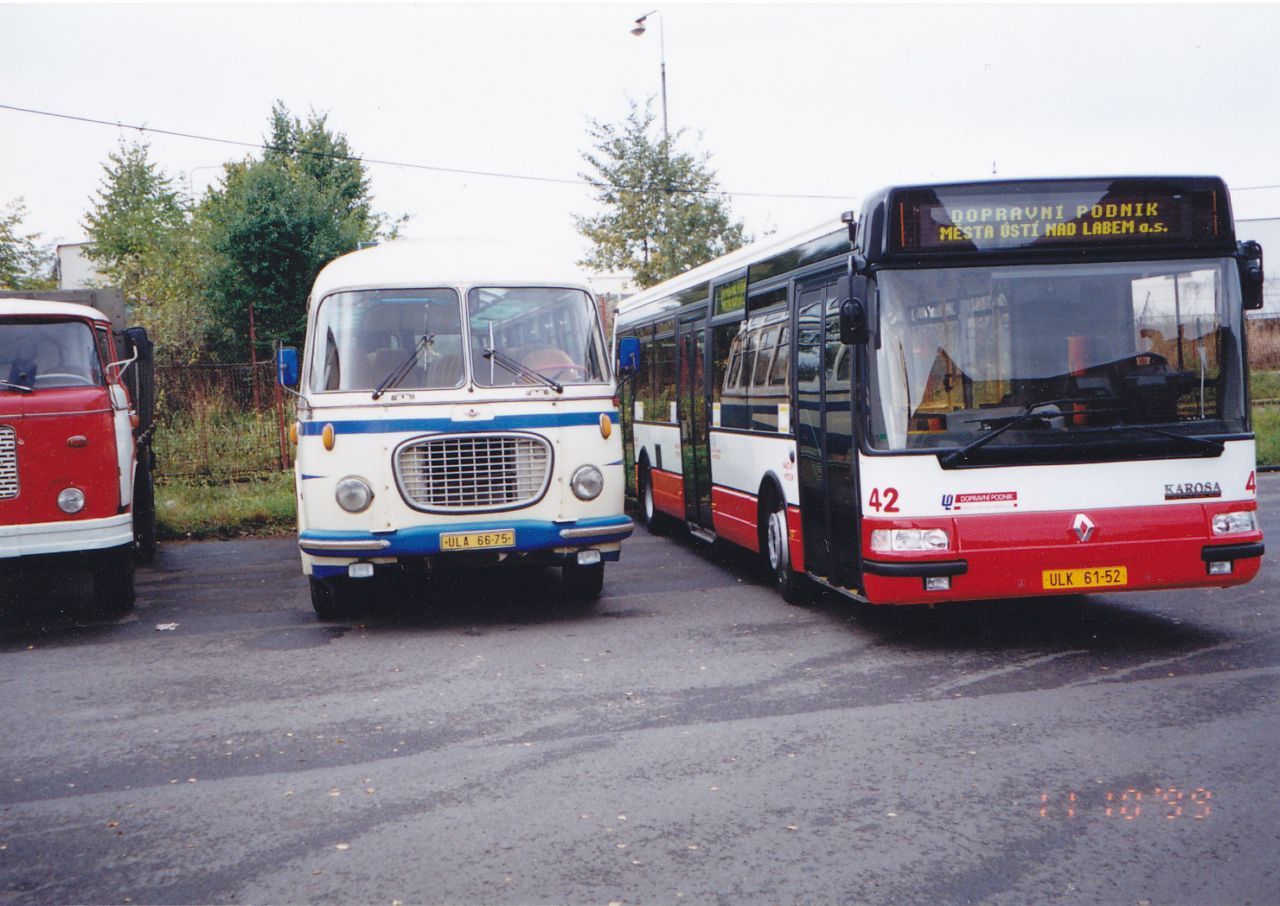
575, 101, 748, 288
82, 141, 208, 359
0, 198, 56, 291
199, 102, 395, 362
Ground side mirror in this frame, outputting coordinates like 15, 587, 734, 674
838, 275, 871, 345
618, 336, 641, 374
277, 346, 300, 388
1239, 240, 1265, 311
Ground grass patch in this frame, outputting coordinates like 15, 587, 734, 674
1251, 370, 1280, 402
1253, 405, 1280, 468
157, 472, 296, 540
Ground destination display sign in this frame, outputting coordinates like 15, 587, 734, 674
889, 179, 1228, 255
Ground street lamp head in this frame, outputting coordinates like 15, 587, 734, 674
630, 17, 647, 36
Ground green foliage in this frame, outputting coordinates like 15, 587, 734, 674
1253, 404, 1280, 467
575, 100, 748, 288
0, 198, 56, 290
198, 102, 392, 361
82, 142, 208, 359
156, 472, 296, 540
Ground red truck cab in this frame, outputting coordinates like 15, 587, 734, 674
0, 299, 155, 613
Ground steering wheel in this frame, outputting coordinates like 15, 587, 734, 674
33, 372, 95, 386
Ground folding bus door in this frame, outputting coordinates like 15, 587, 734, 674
677, 315, 713, 528
794, 272, 862, 588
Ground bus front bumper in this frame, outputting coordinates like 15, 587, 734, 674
0, 513, 134, 560
300, 516, 634, 578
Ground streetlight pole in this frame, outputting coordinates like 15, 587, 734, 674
630, 10, 668, 143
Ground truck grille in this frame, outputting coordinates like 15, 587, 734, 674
395, 432, 552, 512
0, 426, 17, 499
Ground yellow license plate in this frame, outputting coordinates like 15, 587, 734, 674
439, 529, 516, 551
1042, 566, 1128, 590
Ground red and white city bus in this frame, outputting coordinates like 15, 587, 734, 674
615, 176, 1265, 604
0, 298, 156, 613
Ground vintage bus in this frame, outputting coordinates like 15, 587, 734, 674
615, 176, 1265, 605
277, 241, 632, 618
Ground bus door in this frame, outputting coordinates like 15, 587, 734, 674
794, 272, 862, 588
677, 315, 713, 528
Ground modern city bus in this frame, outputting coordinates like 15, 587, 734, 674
277, 241, 632, 618
614, 176, 1265, 605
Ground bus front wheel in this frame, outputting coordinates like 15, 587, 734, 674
562, 561, 604, 601
309, 576, 353, 621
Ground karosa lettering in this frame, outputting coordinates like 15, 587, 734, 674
1164, 481, 1222, 500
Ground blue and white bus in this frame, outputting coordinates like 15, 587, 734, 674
277, 241, 632, 618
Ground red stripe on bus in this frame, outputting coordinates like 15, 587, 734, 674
712, 486, 759, 553
786, 505, 804, 573
649, 468, 684, 518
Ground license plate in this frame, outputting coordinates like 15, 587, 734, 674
1042, 566, 1128, 590
439, 529, 515, 551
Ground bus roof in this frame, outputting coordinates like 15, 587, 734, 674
0, 298, 113, 324
616, 219, 847, 325
310, 240, 596, 304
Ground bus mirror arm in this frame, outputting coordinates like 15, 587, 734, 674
1238, 240, 1264, 310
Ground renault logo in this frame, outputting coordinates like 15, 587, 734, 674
1072, 513, 1095, 543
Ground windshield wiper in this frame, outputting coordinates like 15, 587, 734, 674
371, 334, 433, 400
941, 397, 1094, 467
1095, 423, 1225, 455
0, 379, 33, 394
482, 348, 563, 394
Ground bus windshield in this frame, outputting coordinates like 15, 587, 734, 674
467, 287, 607, 388
0, 318, 104, 391
867, 258, 1248, 454
310, 289, 464, 393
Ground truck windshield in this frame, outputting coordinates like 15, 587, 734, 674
310, 289, 463, 393
0, 318, 104, 390
467, 287, 607, 388
867, 258, 1248, 454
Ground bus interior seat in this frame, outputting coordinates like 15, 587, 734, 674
521, 347, 575, 372
427, 354, 462, 388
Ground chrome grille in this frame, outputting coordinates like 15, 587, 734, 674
396, 432, 552, 512
0, 426, 17, 500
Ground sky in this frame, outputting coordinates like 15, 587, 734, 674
4, 1, 1280, 282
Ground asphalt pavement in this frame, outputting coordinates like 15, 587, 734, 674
1, 477, 1278, 904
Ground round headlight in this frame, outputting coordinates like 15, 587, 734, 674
335, 477, 374, 513
58, 487, 86, 514
570, 465, 604, 501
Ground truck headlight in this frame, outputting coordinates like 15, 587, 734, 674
57, 487, 86, 514
870, 528, 950, 552
570, 465, 604, 501
335, 477, 374, 513
1212, 511, 1257, 535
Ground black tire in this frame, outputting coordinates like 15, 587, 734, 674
562, 561, 605, 602
93, 548, 136, 616
638, 462, 668, 535
133, 457, 157, 564
309, 576, 353, 620
763, 495, 807, 605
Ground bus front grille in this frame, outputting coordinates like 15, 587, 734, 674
395, 432, 552, 512
0, 426, 17, 500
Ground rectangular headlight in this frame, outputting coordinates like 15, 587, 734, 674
871, 528, 950, 552
1211, 511, 1257, 535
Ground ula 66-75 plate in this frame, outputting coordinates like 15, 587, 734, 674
439, 529, 516, 552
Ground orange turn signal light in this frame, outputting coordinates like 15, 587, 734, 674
322, 423, 335, 451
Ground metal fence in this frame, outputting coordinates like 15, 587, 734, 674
152, 362, 292, 483
148, 323, 1280, 483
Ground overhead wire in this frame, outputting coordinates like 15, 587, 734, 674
0, 102, 857, 202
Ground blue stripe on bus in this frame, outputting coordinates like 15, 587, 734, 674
299, 411, 618, 436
